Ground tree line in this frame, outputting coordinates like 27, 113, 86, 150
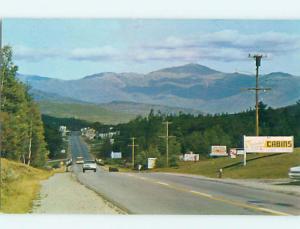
0, 46, 48, 167
93, 101, 300, 167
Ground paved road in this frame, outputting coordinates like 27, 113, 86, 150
70, 133, 300, 215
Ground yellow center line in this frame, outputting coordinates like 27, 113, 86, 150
122, 173, 290, 216
190, 190, 213, 198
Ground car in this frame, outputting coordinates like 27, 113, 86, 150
95, 158, 104, 166
288, 166, 300, 180
76, 156, 84, 164
65, 158, 72, 166
83, 160, 97, 172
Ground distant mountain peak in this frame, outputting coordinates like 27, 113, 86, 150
264, 72, 294, 77
153, 63, 219, 75
83, 72, 117, 80
17, 73, 52, 82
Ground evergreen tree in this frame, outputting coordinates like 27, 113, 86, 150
0, 46, 48, 166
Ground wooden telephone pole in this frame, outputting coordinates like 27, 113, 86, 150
128, 137, 138, 168
247, 54, 271, 136
160, 121, 175, 167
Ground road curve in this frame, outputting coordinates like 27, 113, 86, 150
70, 133, 300, 215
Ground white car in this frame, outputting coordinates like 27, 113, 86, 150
83, 160, 97, 172
288, 166, 300, 180
76, 156, 84, 164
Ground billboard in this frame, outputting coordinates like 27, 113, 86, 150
111, 151, 122, 159
210, 146, 227, 156
244, 136, 294, 153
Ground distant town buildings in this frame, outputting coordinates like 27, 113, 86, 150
81, 127, 96, 140
98, 131, 120, 139
81, 126, 120, 142
59, 126, 70, 137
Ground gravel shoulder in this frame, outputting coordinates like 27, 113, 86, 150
32, 172, 119, 214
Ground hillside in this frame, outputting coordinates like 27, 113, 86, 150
0, 158, 54, 213
100, 101, 203, 116
37, 101, 136, 124
17, 63, 300, 114
155, 148, 300, 179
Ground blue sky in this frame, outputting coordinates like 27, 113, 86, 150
3, 19, 300, 79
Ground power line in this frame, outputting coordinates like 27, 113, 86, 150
159, 121, 175, 167
128, 137, 138, 169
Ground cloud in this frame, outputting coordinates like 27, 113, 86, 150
13, 46, 61, 62
67, 46, 119, 61
13, 45, 120, 62
12, 30, 300, 63
138, 30, 300, 62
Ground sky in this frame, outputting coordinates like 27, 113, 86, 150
3, 19, 300, 79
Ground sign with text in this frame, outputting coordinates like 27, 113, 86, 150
244, 136, 294, 153
210, 146, 227, 156
148, 158, 157, 169
111, 151, 122, 159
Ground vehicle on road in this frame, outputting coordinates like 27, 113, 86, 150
76, 156, 84, 164
96, 158, 104, 166
288, 166, 300, 180
83, 160, 97, 172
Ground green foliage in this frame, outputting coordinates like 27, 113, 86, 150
0, 46, 48, 167
99, 138, 113, 158
135, 150, 147, 167
43, 123, 63, 159
42, 114, 91, 131
111, 101, 300, 165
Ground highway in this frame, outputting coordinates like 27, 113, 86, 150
70, 133, 300, 215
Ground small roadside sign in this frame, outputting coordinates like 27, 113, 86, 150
229, 148, 237, 158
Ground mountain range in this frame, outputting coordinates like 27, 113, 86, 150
17, 63, 300, 114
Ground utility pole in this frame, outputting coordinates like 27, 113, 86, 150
27, 117, 33, 166
247, 54, 271, 136
160, 121, 174, 167
128, 137, 138, 169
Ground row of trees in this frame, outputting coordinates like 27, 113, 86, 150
94, 101, 300, 167
0, 46, 48, 167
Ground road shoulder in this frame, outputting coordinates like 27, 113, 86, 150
32, 172, 120, 214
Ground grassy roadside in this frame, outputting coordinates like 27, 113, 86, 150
0, 158, 60, 213
153, 148, 300, 179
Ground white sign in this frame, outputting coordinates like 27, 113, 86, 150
148, 158, 157, 169
111, 151, 122, 159
211, 146, 227, 156
210, 146, 227, 156
237, 149, 245, 155
229, 148, 237, 158
244, 136, 294, 153
183, 152, 199, 161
